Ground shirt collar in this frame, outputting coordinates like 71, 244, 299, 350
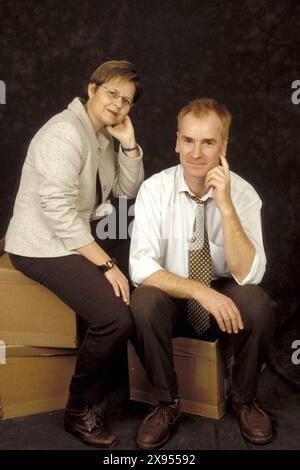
177, 164, 213, 201
67, 97, 111, 152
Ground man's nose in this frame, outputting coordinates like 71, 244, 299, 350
192, 143, 203, 159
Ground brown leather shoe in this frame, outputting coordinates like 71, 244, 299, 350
136, 403, 181, 450
232, 397, 273, 444
64, 405, 119, 448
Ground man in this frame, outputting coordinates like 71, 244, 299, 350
129, 98, 274, 449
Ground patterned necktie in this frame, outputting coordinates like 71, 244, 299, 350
185, 192, 212, 335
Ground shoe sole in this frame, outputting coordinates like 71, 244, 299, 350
64, 425, 119, 448
240, 428, 273, 445
137, 430, 170, 450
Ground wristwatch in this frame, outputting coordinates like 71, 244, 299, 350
98, 258, 117, 273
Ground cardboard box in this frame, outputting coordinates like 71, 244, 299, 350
128, 336, 234, 419
0, 254, 77, 348
0, 345, 76, 419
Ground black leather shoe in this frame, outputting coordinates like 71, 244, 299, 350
232, 397, 273, 444
64, 404, 119, 448
136, 402, 181, 450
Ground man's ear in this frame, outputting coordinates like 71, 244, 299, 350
175, 131, 180, 154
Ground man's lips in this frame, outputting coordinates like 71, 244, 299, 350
187, 161, 207, 166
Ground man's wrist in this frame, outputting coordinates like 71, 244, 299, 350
191, 281, 209, 301
188, 279, 203, 300
218, 201, 235, 218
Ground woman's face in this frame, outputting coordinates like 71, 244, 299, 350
86, 77, 135, 131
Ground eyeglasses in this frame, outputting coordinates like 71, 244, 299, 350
100, 84, 133, 108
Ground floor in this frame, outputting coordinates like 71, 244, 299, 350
1, 313, 299, 451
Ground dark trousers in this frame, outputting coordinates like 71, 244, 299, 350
130, 278, 275, 404
9, 218, 133, 406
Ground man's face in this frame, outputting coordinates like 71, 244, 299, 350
176, 111, 227, 182
87, 77, 135, 128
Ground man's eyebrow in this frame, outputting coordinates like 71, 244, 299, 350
202, 138, 216, 143
181, 134, 194, 140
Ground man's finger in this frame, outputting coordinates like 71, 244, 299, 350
220, 155, 230, 177
205, 174, 224, 187
221, 309, 233, 333
205, 168, 226, 186
228, 309, 240, 334
230, 300, 244, 330
213, 312, 227, 332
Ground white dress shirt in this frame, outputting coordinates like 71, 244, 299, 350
129, 164, 266, 286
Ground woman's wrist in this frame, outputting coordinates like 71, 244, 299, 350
121, 144, 138, 152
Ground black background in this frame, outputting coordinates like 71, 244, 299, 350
0, 0, 300, 323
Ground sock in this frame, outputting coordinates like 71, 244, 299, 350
159, 396, 180, 408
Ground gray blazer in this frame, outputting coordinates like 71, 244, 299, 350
5, 98, 144, 257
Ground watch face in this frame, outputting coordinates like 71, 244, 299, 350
105, 259, 115, 271
99, 258, 116, 272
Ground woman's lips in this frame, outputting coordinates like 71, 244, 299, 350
107, 109, 118, 117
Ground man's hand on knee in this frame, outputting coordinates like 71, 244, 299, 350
193, 285, 244, 334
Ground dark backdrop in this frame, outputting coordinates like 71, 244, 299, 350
0, 0, 299, 323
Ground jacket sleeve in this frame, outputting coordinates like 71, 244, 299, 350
112, 144, 144, 199
35, 122, 95, 251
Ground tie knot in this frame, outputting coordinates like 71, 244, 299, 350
185, 192, 204, 205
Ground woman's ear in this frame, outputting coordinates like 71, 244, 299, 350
87, 83, 97, 100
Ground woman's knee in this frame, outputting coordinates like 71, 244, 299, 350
116, 308, 134, 338
88, 303, 134, 340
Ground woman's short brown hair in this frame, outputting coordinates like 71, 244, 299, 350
88, 60, 143, 104
177, 98, 232, 139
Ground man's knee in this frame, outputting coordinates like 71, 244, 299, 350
130, 285, 170, 326
231, 285, 275, 333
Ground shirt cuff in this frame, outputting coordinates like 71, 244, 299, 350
130, 257, 164, 286
231, 251, 264, 285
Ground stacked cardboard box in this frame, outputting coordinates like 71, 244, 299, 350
0, 254, 77, 419
0, 251, 234, 421
128, 336, 234, 419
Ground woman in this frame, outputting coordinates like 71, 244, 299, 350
5, 60, 144, 447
